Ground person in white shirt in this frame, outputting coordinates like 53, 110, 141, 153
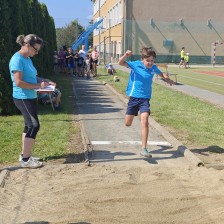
78, 45, 87, 62
78, 45, 87, 76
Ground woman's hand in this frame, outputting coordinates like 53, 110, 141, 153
49, 81, 56, 87
40, 81, 50, 89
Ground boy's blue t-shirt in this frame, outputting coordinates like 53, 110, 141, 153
9, 52, 38, 99
126, 60, 162, 99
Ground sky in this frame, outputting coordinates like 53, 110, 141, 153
38, 0, 93, 28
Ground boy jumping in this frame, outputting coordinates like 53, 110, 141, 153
118, 47, 174, 157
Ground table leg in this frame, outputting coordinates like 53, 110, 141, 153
48, 93, 55, 111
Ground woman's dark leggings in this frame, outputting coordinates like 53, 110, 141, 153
13, 98, 40, 139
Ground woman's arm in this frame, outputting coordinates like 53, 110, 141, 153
37, 77, 56, 87
14, 72, 48, 89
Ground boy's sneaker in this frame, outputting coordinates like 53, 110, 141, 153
20, 157, 43, 169
140, 148, 152, 158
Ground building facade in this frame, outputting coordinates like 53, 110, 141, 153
93, 0, 123, 64
93, 0, 224, 64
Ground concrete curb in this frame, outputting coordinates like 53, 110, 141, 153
103, 81, 204, 167
72, 81, 92, 166
148, 117, 204, 167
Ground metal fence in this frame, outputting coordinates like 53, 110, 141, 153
123, 19, 224, 64
96, 19, 224, 65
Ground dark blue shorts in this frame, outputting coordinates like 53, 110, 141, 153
126, 97, 150, 116
68, 63, 74, 68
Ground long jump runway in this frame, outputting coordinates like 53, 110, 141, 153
72, 77, 190, 167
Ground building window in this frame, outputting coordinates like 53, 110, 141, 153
115, 4, 118, 25
117, 42, 121, 55
118, 1, 122, 23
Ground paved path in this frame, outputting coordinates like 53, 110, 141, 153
114, 64, 224, 108
72, 77, 201, 167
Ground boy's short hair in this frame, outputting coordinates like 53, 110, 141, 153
140, 47, 156, 59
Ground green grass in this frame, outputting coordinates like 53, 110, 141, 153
97, 67, 224, 149
151, 84, 223, 147
97, 70, 129, 96
0, 73, 80, 164
160, 66, 224, 95
1, 67, 223, 164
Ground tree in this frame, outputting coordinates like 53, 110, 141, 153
0, 0, 57, 115
0, 0, 18, 115
56, 20, 85, 50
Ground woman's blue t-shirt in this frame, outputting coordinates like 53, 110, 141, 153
9, 52, 38, 99
126, 61, 162, 99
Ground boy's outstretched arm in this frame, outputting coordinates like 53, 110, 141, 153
118, 50, 132, 67
160, 72, 175, 85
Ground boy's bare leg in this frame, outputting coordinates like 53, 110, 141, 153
139, 112, 152, 157
124, 114, 135, 127
140, 112, 149, 149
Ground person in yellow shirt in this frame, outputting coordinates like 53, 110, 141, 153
88, 46, 93, 54
178, 47, 187, 68
184, 53, 190, 68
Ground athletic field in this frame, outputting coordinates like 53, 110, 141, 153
161, 65, 224, 95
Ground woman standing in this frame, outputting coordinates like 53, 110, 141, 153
9, 34, 56, 168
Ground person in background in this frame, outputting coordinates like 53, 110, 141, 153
184, 53, 190, 68
118, 47, 174, 158
53, 50, 58, 74
58, 48, 65, 73
77, 53, 84, 77
91, 46, 99, 77
178, 47, 187, 69
106, 63, 116, 75
85, 54, 94, 79
62, 46, 68, 74
38, 86, 62, 110
89, 54, 94, 74
9, 34, 56, 168
88, 45, 93, 54
66, 48, 75, 75
74, 49, 79, 76
85, 54, 91, 79
79, 45, 87, 76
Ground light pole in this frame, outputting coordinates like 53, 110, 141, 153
98, 0, 101, 64
75, 18, 78, 41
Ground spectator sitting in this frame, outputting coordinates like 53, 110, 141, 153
106, 63, 116, 75
38, 87, 62, 110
